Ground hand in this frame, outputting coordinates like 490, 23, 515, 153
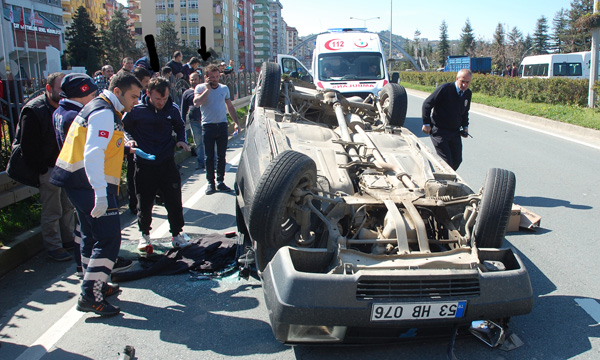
422, 125, 431, 135
126, 140, 137, 147
176, 141, 191, 152
135, 148, 156, 160
91, 196, 108, 218
460, 130, 471, 138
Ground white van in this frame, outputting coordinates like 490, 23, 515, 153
277, 29, 395, 99
519, 51, 592, 79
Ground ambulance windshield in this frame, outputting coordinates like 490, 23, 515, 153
319, 52, 384, 81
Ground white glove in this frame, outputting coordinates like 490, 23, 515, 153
91, 196, 108, 218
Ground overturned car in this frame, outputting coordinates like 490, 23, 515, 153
234, 62, 533, 345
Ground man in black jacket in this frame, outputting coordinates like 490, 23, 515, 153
17, 72, 75, 261
123, 77, 191, 252
422, 69, 472, 170
166, 51, 184, 79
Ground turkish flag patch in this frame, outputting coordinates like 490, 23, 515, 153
98, 130, 109, 138
81, 84, 89, 92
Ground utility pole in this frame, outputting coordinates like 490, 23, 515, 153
589, 0, 599, 108
389, 0, 392, 72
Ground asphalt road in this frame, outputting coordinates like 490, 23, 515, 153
1, 92, 599, 360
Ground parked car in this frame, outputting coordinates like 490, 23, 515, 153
235, 62, 533, 346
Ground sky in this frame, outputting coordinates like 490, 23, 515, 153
278, 0, 571, 41
116, 0, 571, 41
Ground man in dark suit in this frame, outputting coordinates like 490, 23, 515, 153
422, 69, 472, 170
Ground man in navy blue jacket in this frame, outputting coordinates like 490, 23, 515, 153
122, 77, 191, 251
422, 69, 472, 170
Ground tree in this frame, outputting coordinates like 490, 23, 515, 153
156, 20, 180, 65
491, 23, 506, 70
565, 0, 594, 52
532, 16, 550, 54
101, 9, 141, 70
551, 8, 569, 53
413, 29, 421, 59
459, 19, 476, 56
507, 27, 524, 64
65, 6, 102, 75
437, 20, 450, 67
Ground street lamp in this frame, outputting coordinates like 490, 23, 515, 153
349, 16, 380, 29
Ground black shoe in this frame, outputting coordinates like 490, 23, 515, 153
112, 257, 134, 273
102, 282, 121, 298
217, 182, 233, 192
48, 248, 73, 262
206, 183, 216, 195
76, 296, 120, 316
62, 241, 75, 251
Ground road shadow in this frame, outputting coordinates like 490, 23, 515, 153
403, 117, 429, 139
514, 196, 593, 210
93, 277, 287, 357
0, 343, 93, 360
185, 209, 236, 231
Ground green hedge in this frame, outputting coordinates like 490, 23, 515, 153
399, 72, 592, 107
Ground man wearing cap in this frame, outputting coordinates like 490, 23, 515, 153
53, 74, 134, 277
16, 72, 75, 261
51, 72, 148, 316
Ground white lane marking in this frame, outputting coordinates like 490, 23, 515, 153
14, 151, 244, 359
575, 298, 600, 324
408, 92, 600, 151
15, 305, 84, 360
153, 152, 242, 238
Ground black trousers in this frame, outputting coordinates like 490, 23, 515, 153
203, 122, 229, 184
430, 127, 463, 170
126, 153, 136, 211
135, 159, 184, 236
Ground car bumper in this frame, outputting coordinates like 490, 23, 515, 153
261, 247, 534, 344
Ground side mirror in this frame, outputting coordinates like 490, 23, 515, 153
391, 72, 400, 84
301, 75, 313, 83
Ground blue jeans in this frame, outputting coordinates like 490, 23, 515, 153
203, 122, 228, 184
189, 121, 205, 167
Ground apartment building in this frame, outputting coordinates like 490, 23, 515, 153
131, 0, 240, 66
237, 0, 254, 71
268, 0, 283, 59
253, 0, 270, 70
62, 0, 106, 28
286, 25, 298, 54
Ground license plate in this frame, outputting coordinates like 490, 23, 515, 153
371, 301, 467, 321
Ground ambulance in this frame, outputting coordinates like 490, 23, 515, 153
278, 29, 395, 99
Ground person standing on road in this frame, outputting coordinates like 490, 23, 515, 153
182, 57, 201, 80
193, 64, 240, 195
166, 51, 184, 79
181, 72, 204, 170
53, 74, 134, 277
94, 65, 114, 92
422, 69, 472, 171
16, 72, 77, 262
118, 57, 134, 74
50, 72, 146, 316
122, 77, 192, 252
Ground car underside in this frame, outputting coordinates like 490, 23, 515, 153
234, 62, 533, 346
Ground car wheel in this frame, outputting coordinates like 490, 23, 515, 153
473, 168, 516, 248
248, 150, 317, 266
255, 62, 281, 108
379, 83, 408, 127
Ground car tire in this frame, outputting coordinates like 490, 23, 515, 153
379, 83, 408, 127
255, 62, 281, 108
473, 168, 516, 248
248, 150, 317, 265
